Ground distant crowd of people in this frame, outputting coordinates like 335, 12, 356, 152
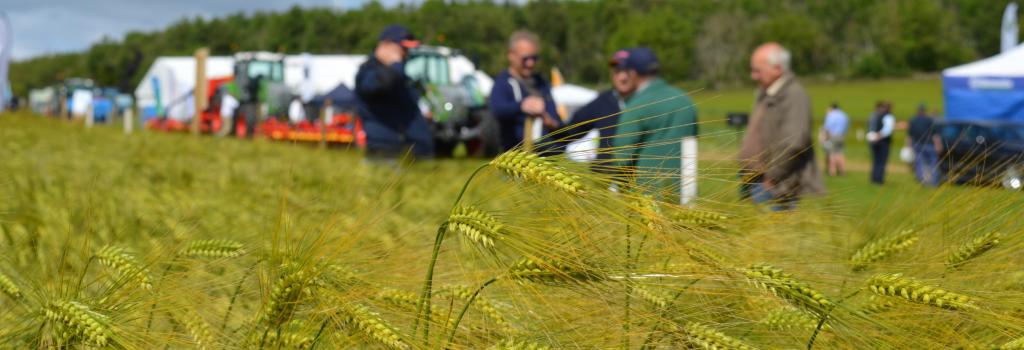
356, 24, 943, 210
818, 101, 943, 188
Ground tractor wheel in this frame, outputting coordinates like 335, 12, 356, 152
473, 109, 502, 158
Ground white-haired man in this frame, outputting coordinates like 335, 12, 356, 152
738, 42, 823, 210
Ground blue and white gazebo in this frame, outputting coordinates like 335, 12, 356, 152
943, 44, 1024, 122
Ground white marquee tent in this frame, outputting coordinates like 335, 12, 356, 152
134, 54, 366, 121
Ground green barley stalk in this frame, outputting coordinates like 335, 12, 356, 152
946, 232, 1001, 269
744, 264, 834, 317
415, 163, 489, 344
42, 300, 114, 347
445, 258, 606, 348
681, 321, 759, 350
439, 285, 511, 331
95, 245, 152, 291
850, 229, 918, 271
179, 239, 247, 259
866, 273, 977, 311
0, 271, 22, 300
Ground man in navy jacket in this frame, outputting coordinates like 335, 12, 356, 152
555, 50, 637, 172
355, 25, 434, 159
489, 30, 562, 153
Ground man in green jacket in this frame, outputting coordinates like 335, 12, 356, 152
611, 47, 698, 203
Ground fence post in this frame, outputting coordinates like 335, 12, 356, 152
320, 99, 332, 149
85, 102, 94, 129
124, 108, 134, 135
192, 47, 209, 135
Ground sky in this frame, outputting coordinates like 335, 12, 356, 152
1, 0, 412, 61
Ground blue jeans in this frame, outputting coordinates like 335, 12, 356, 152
749, 182, 798, 211
363, 117, 435, 159
913, 145, 940, 186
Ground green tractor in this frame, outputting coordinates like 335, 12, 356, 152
404, 46, 500, 157
216, 52, 289, 137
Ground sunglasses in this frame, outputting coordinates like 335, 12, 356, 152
520, 54, 540, 65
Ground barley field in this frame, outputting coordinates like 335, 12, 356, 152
1, 111, 1023, 349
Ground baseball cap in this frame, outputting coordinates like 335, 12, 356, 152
379, 25, 420, 49
609, 47, 660, 75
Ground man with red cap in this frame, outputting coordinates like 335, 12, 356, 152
355, 25, 434, 159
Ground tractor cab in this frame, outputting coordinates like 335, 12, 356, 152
404, 46, 498, 157
232, 52, 285, 104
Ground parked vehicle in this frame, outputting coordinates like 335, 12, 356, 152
938, 120, 1024, 189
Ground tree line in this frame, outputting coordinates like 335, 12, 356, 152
9, 0, 1021, 97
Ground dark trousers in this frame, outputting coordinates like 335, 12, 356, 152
363, 117, 435, 159
870, 140, 891, 184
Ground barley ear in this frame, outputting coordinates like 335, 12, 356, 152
42, 300, 114, 347
488, 338, 552, 350
999, 336, 1024, 349
178, 308, 214, 350
339, 303, 410, 350
681, 321, 759, 350
763, 307, 831, 331
179, 239, 247, 259
491, 150, 585, 194
633, 284, 671, 308
0, 272, 22, 300
850, 229, 919, 271
866, 273, 977, 311
95, 245, 152, 291
744, 264, 833, 317
506, 258, 605, 285
447, 206, 504, 249
946, 232, 1000, 269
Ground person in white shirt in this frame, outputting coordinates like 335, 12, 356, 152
288, 96, 305, 124
220, 92, 239, 132
867, 101, 896, 184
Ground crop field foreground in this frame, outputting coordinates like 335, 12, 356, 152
1, 113, 1024, 349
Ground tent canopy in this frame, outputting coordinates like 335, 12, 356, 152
134, 54, 366, 120
310, 83, 359, 110
943, 44, 1024, 121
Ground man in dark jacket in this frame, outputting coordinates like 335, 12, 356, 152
489, 30, 562, 153
907, 104, 942, 186
355, 25, 434, 159
867, 101, 895, 185
557, 50, 634, 172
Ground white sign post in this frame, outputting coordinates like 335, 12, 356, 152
680, 136, 698, 205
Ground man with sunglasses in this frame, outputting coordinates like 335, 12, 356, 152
489, 30, 562, 153
611, 47, 699, 204
355, 25, 434, 159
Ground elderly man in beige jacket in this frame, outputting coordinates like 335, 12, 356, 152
738, 42, 824, 210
